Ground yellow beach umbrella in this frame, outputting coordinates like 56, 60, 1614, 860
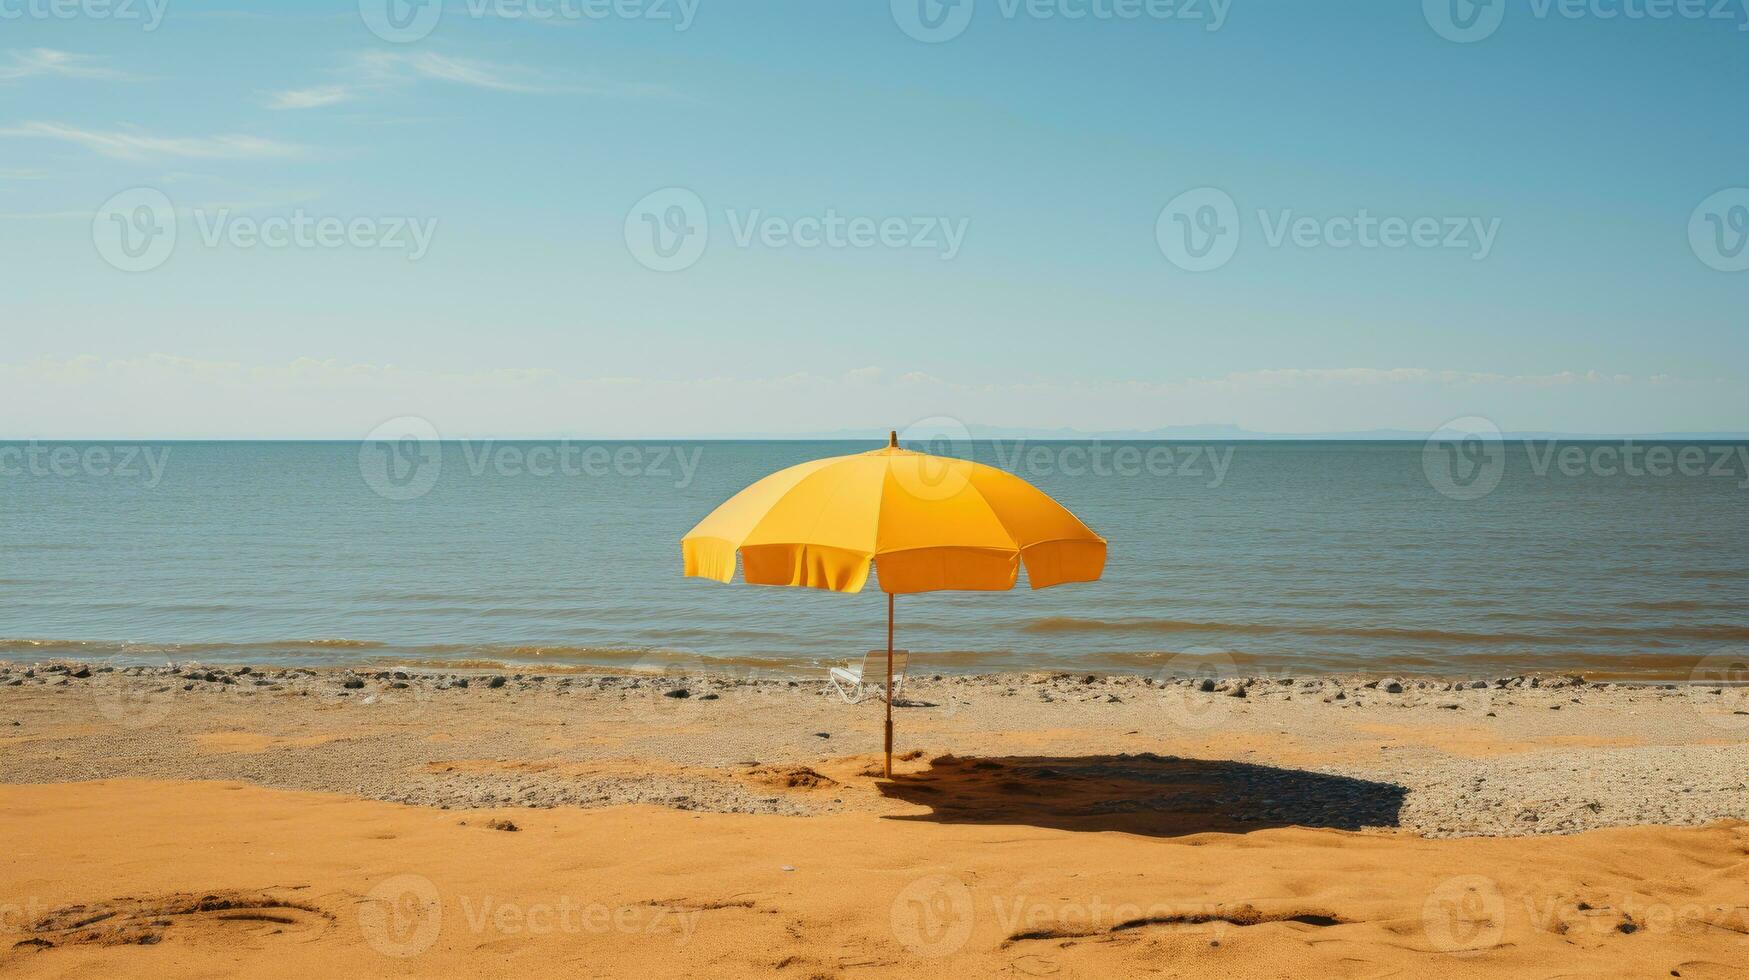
682, 431, 1106, 776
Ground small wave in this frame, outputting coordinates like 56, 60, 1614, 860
1021, 617, 1749, 645
383, 647, 826, 673
0, 637, 387, 655
1093, 648, 1731, 681
641, 626, 795, 643
126, 602, 254, 614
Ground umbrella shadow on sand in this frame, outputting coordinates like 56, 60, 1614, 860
876, 754, 1405, 838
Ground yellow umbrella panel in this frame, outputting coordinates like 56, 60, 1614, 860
681, 433, 1106, 776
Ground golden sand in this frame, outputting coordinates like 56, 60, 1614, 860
3, 775, 1747, 978
5, 664, 1749, 976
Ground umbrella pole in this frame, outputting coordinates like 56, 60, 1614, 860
884, 592, 894, 778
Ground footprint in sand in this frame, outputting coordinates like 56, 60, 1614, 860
17, 889, 333, 951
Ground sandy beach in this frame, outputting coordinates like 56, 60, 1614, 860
11, 0, 1744, 977
4, 661, 1749, 977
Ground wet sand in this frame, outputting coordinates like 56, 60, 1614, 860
3, 661, 1749, 977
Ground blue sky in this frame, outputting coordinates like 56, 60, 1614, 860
2, 0, 1746, 437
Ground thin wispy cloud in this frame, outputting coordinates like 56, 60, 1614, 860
0, 122, 306, 161
354, 50, 552, 94
265, 85, 357, 111
265, 50, 675, 109
1219, 367, 1636, 388
0, 49, 133, 82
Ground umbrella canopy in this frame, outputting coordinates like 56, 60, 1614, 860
681, 433, 1106, 776
682, 435, 1106, 595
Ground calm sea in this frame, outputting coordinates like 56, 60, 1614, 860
3, 440, 1746, 680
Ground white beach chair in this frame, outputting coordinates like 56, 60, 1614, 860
827, 650, 909, 704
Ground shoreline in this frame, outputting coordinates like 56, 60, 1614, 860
5, 658, 1748, 839
0, 648, 1733, 684
0, 656, 1731, 695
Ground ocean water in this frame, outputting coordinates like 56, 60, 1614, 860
2, 440, 1746, 680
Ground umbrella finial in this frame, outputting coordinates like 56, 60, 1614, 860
889, 429, 898, 448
